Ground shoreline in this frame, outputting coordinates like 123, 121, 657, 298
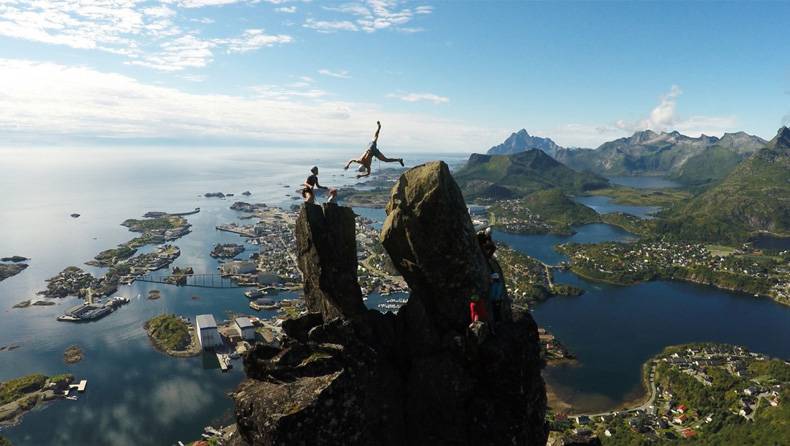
144, 320, 201, 358
568, 265, 789, 307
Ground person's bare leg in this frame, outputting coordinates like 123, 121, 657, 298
374, 152, 404, 166
356, 166, 371, 178
345, 159, 361, 170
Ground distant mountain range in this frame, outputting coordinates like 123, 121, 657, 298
657, 127, 790, 242
454, 149, 609, 200
487, 127, 768, 184
487, 129, 562, 157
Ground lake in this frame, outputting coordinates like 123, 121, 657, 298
493, 222, 790, 414
607, 176, 681, 189
0, 148, 465, 446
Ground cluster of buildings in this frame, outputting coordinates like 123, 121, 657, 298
487, 199, 554, 234
496, 246, 552, 301
560, 238, 787, 301
210, 243, 245, 259
355, 216, 408, 297
57, 296, 130, 322
195, 314, 257, 350
554, 343, 786, 443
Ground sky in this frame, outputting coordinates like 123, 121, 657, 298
0, 0, 788, 152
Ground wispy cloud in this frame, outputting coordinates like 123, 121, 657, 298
275, 6, 297, 13
306, 0, 433, 33
303, 18, 359, 33
388, 92, 449, 104
318, 68, 351, 79
0, 2, 292, 71
217, 29, 292, 53
0, 58, 496, 151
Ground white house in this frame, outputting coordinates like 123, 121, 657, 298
235, 317, 256, 341
196, 314, 222, 350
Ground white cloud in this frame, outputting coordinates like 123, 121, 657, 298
0, 2, 291, 71
217, 29, 292, 53
275, 6, 297, 13
308, 0, 432, 33
303, 18, 358, 33
127, 34, 215, 71
613, 85, 736, 136
388, 92, 449, 104
318, 68, 351, 79
174, 0, 246, 8
0, 58, 496, 151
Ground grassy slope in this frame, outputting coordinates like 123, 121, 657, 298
658, 147, 790, 242
669, 145, 748, 186
522, 189, 600, 228
144, 314, 191, 351
455, 150, 608, 200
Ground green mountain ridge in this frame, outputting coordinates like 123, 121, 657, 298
553, 129, 767, 180
454, 149, 609, 200
657, 127, 790, 242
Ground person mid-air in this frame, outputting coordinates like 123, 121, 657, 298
344, 121, 404, 178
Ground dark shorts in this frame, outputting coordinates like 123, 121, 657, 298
367, 146, 382, 158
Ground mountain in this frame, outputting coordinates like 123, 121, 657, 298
233, 163, 548, 445
487, 129, 563, 157
554, 129, 766, 181
454, 149, 609, 200
656, 127, 790, 242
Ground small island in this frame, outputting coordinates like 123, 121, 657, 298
211, 243, 245, 259
496, 245, 582, 303
0, 263, 27, 282
0, 373, 74, 427
63, 346, 84, 364
144, 314, 200, 357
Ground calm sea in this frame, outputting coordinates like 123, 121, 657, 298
0, 148, 464, 446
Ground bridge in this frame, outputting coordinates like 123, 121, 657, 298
135, 273, 246, 289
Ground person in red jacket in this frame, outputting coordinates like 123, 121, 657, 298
469, 294, 488, 323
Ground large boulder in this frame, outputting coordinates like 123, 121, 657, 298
233, 164, 547, 446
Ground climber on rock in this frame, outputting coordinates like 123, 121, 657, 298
477, 227, 496, 258
489, 271, 505, 322
302, 166, 336, 204
344, 121, 404, 178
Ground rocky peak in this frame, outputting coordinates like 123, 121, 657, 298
768, 126, 790, 150
295, 203, 366, 320
232, 162, 548, 446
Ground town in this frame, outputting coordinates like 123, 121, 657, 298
558, 238, 790, 305
549, 343, 788, 444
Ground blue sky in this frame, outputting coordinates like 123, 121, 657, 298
0, 0, 787, 151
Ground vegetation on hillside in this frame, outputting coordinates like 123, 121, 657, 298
144, 314, 192, 352
489, 189, 600, 234
455, 150, 609, 201
658, 145, 790, 243
585, 186, 690, 207
0, 374, 47, 405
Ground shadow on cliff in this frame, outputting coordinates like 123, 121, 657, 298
232, 161, 548, 446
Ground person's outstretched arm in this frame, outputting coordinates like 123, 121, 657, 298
373, 121, 381, 143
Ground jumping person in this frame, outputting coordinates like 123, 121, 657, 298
344, 121, 404, 178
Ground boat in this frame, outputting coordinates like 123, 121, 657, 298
244, 289, 266, 299
250, 298, 279, 311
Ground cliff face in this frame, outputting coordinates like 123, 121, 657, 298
233, 161, 548, 446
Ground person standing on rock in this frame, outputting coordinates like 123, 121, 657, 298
302, 166, 336, 204
344, 121, 404, 178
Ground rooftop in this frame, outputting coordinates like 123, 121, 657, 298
235, 316, 253, 329
196, 314, 217, 328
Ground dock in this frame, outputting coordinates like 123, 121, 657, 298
216, 353, 232, 372
69, 379, 88, 392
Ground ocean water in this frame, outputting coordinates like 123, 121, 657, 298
0, 148, 465, 446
